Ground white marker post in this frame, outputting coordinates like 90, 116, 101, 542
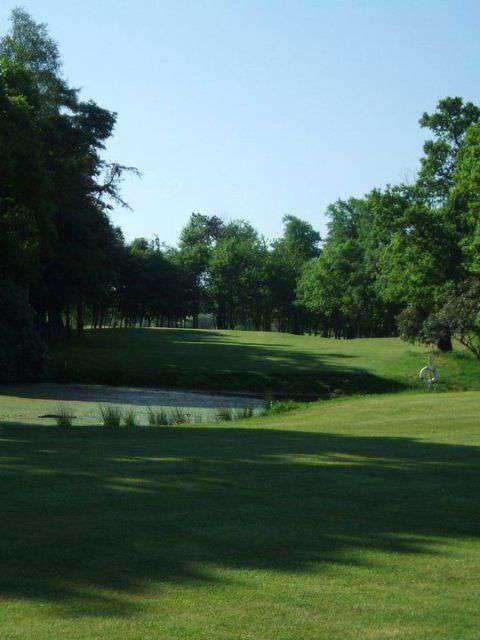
419, 354, 439, 390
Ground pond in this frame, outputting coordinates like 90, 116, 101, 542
0, 383, 265, 426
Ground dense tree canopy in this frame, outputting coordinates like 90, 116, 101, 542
295, 96, 480, 353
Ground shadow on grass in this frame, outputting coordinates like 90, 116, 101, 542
47, 328, 408, 398
0, 422, 478, 619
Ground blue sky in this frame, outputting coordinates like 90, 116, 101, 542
1, 1, 479, 244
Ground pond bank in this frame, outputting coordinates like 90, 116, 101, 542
0, 383, 265, 426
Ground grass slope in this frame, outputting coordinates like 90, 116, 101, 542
49, 328, 480, 397
1, 391, 479, 639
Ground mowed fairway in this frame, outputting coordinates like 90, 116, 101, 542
50, 328, 480, 397
2, 331, 480, 639
0, 393, 479, 639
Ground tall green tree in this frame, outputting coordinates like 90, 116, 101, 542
1, 9, 135, 338
417, 96, 480, 203
297, 197, 397, 338
270, 215, 320, 333
207, 221, 270, 330
178, 213, 224, 327
375, 98, 480, 350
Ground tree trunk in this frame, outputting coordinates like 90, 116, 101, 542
76, 303, 84, 335
65, 305, 71, 336
437, 331, 453, 352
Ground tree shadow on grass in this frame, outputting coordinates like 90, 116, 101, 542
47, 328, 409, 398
0, 422, 478, 619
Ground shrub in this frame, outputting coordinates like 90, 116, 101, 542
147, 407, 170, 427
397, 305, 429, 344
262, 400, 299, 416
169, 407, 189, 425
122, 408, 137, 429
237, 405, 254, 419
55, 405, 74, 429
99, 405, 123, 429
398, 304, 453, 352
422, 280, 480, 358
215, 406, 235, 422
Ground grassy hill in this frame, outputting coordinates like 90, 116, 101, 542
1, 391, 479, 639
49, 328, 480, 398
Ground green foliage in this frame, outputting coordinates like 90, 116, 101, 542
215, 406, 235, 422
297, 197, 398, 338
0, 8, 136, 344
147, 407, 170, 427
99, 405, 123, 429
3, 3, 480, 362
0, 58, 52, 286
0, 280, 46, 382
422, 280, 480, 358
237, 405, 254, 419
450, 121, 480, 273
273, 214, 320, 266
269, 215, 321, 333
206, 221, 272, 330
122, 408, 137, 429
54, 405, 74, 429
0, 8, 63, 84
215, 405, 255, 421
396, 305, 429, 343
418, 96, 480, 201
262, 400, 300, 416
295, 97, 480, 346
169, 407, 190, 425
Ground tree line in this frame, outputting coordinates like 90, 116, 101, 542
2, 9, 480, 382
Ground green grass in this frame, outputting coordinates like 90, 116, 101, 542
0, 391, 479, 639
2, 330, 480, 637
49, 328, 480, 398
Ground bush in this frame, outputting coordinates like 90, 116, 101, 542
55, 405, 74, 429
215, 406, 234, 422
397, 303, 453, 352
122, 408, 137, 429
262, 400, 300, 416
147, 407, 191, 426
237, 405, 254, 419
421, 280, 480, 358
99, 405, 123, 429
147, 407, 170, 427
169, 407, 189, 425
397, 305, 429, 343
0, 280, 46, 382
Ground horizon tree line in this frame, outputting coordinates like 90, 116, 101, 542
2, 9, 480, 382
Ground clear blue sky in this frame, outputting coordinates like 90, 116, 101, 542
1, 1, 479, 244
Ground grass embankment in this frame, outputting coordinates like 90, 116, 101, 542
2, 330, 479, 638
49, 328, 480, 397
1, 391, 479, 639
